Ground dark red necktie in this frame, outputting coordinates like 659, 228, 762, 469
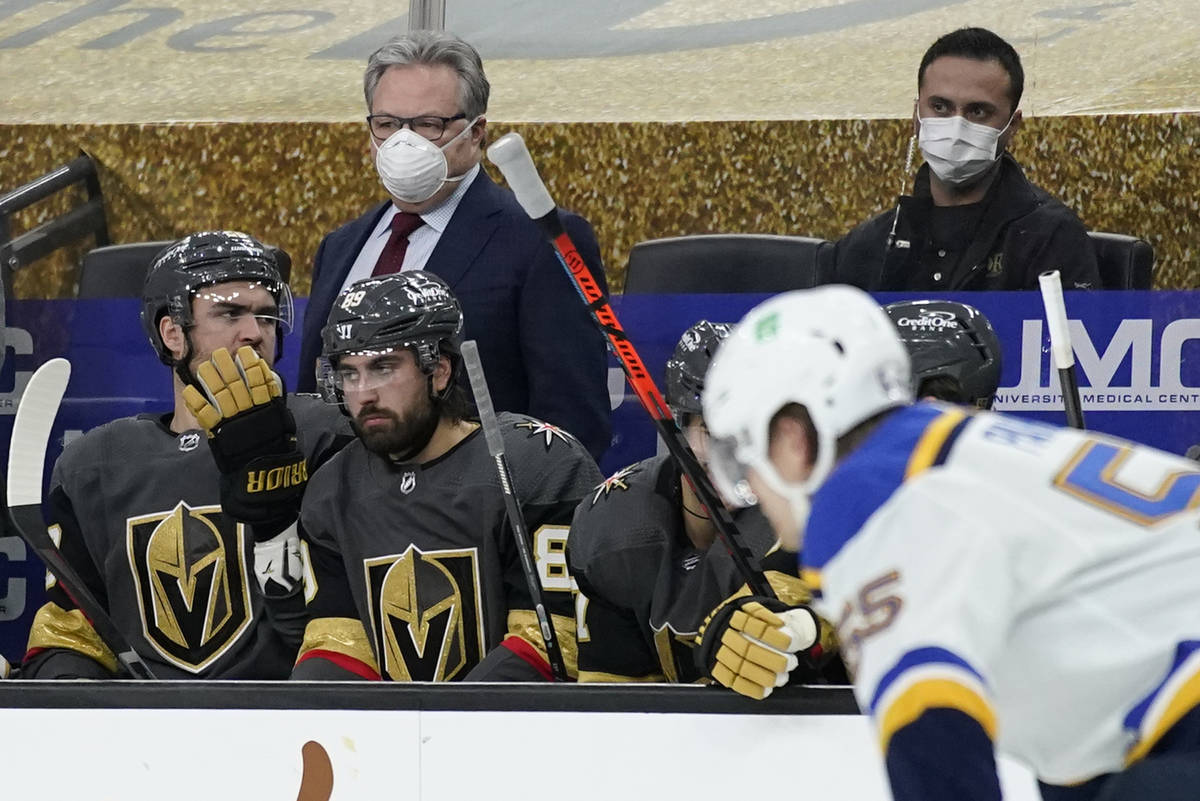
372, 211, 425, 276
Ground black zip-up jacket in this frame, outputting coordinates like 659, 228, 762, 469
832, 153, 1100, 291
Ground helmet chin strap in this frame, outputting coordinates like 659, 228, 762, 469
171, 331, 198, 391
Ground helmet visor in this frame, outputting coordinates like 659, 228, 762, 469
324, 348, 414, 397
192, 281, 294, 333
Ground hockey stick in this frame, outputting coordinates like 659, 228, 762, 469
7, 358, 156, 679
461, 340, 570, 681
1039, 270, 1086, 430
486, 133, 774, 599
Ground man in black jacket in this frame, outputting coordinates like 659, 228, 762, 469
833, 27, 1100, 292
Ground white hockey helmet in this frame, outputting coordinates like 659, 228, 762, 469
703, 285, 913, 511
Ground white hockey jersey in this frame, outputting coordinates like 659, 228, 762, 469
803, 402, 1200, 790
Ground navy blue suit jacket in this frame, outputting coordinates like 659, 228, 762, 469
298, 169, 612, 461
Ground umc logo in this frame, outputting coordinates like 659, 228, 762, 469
993, 318, 1200, 412
0, 327, 35, 415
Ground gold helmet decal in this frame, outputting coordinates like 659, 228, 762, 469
365, 545, 484, 681
128, 502, 252, 673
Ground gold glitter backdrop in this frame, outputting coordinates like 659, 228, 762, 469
1, 115, 1196, 298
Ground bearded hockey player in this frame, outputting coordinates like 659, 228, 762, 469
885, 299, 1001, 408
292, 270, 601, 682
23, 231, 350, 679
702, 285, 1200, 801
568, 321, 840, 693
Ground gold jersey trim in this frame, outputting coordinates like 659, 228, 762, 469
1127, 665, 1200, 764
877, 677, 998, 753
26, 602, 120, 674
578, 670, 668, 683
765, 570, 814, 606
298, 616, 380, 674
904, 408, 968, 480
507, 609, 579, 679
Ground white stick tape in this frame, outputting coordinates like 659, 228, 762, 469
1038, 270, 1075, 369
486, 133, 556, 220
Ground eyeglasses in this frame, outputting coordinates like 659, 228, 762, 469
367, 113, 467, 142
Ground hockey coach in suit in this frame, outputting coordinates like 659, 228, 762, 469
298, 30, 612, 462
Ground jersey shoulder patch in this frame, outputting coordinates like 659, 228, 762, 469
587, 462, 650, 507
500, 412, 581, 452
497, 412, 602, 506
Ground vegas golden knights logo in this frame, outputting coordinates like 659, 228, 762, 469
127, 502, 252, 673
364, 545, 485, 681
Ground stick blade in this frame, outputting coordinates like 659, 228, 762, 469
8, 358, 70, 507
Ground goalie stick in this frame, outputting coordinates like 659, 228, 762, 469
1038, 270, 1086, 430
461, 340, 569, 681
7, 358, 156, 679
486, 133, 774, 599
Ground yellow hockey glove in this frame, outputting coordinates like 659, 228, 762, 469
183, 346, 305, 538
696, 597, 820, 700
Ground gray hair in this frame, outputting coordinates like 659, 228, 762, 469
364, 30, 490, 118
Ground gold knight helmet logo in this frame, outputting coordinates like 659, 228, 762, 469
128, 502, 252, 673
365, 545, 484, 682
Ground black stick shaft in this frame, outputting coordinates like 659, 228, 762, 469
7, 358, 155, 679
543, 218, 774, 598
1058, 367, 1086, 430
9, 505, 155, 679
461, 341, 570, 681
1039, 269, 1087, 431
487, 133, 773, 599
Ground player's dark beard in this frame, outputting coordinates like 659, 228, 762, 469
353, 392, 440, 462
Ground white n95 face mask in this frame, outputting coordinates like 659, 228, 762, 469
375, 117, 478, 204
918, 113, 1014, 187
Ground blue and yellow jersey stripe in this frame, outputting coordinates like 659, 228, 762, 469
804, 403, 972, 571
1124, 640, 1200, 763
870, 646, 996, 752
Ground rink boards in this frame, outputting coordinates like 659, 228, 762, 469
0, 682, 1040, 799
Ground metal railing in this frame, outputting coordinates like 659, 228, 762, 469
0, 153, 110, 291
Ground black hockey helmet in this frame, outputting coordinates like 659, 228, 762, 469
319, 271, 463, 400
665, 320, 735, 421
884, 299, 1002, 409
140, 230, 293, 366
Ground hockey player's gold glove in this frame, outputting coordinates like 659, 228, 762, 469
185, 345, 283, 428
695, 596, 819, 700
183, 346, 306, 539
